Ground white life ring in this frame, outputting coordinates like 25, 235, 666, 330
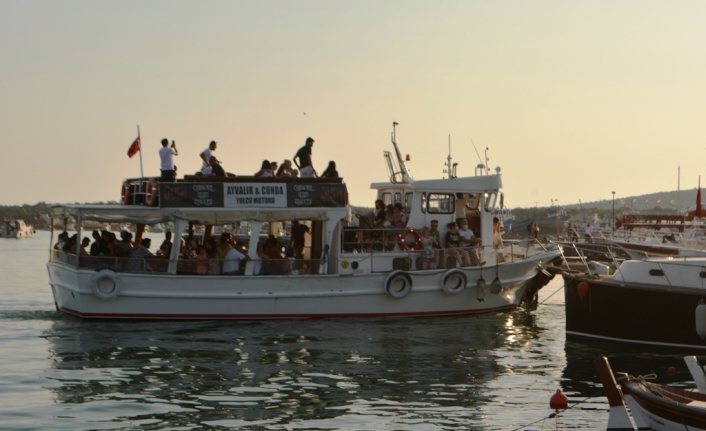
441, 269, 467, 295
91, 270, 122, 301
384, 270, 412, 299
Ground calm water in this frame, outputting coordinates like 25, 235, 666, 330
0, 231, 700, 431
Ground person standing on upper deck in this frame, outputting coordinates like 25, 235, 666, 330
159, 138, 178, 182
293, 137, 316, 178
200, 140, 217, 170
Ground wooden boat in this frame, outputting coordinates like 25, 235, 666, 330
46, 123, 561, 319
596, 356, 706, 431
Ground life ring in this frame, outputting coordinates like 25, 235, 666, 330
145, 178, 159, 207
384, 270, 413, 299
441, 269, 467, 295
121, 180, 131, 205
397, 228, 422, 250
91, 269, 122, 301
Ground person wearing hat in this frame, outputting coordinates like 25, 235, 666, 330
200, 140, 218, 170
126, 238, 154, 272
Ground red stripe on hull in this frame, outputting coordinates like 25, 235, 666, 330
59, 305, 517, 319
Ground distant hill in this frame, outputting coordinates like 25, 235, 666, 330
511, 188, 700, 223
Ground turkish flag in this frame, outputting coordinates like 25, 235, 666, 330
127, 136, 140, 158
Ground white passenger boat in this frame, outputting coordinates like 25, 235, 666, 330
1, 219, 35, 238
46, 123, 561, 319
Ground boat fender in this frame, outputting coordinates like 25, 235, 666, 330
696, 300, 706, 339
145, 178, 159, 207
91, 270, 122, 301
121, 180, 131, 205
441, 269, 467, 295
384, 270, 412, 299
397, 228, 422, 251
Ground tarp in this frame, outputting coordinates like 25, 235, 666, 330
49, 205, 349, 224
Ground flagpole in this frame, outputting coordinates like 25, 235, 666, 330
137, 124, 144, 179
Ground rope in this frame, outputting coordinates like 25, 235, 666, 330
508, 387, 606, 431
538, 283, 565, 306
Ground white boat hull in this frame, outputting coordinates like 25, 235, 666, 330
47, 251, 558, 319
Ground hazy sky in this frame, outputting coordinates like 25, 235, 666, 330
2, 1, 705, 209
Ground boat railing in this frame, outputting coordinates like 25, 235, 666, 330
341, 237, 552, 273
552, 240, 627, 274
49, 251, 325, 276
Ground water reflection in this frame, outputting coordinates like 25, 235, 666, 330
42, 312, 548, 430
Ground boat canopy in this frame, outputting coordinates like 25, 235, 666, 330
49, 204, 349, 225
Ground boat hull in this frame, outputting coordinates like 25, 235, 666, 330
622, 382, 706, 431
562, 272, 706, 349
48, 252, 558, 319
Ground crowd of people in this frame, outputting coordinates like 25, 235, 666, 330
54, 222, 312, 276
156, 136, 340, 180
361, 198, 500, 268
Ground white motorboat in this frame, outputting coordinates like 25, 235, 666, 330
1, 219, 35, 238
46, 123, 561, 319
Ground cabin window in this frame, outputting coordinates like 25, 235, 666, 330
382, 192, 392, 206
427, 193, 453, 214
484, 192, 498, 212
421, 193, 426, 214
394, 192, 402, 205
404, 192, 413, 213
649, 269, 664, 277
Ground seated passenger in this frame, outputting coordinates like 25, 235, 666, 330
270, 160, 278, 173
458, 219, 482, 266
276, 160, 294, 177
419, 227, 437, 269
126, 238, 153, 272
254, 160, 273, 178
196, 246, 209, 274
393, 203, 407, 227
117, 231, 134, 258
206, 156, 226, 177
372, 199, 386, 228
222, 242, 250, 275
321, 161, 339, 178
445, 222, 471, 267
257, 237, 286, 274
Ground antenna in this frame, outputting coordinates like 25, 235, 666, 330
443, 135, 454, 179
388, 121, 412, 183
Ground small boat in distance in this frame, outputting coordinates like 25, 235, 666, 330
1, 219, 34, 239
46, 123, 561, 319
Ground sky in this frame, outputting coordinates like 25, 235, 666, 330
1, 1, 705, 209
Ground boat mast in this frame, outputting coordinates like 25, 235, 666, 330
390, 122, 412, 183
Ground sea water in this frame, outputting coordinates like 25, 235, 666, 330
0, 231, 697, 430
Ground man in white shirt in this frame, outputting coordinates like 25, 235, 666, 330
222, 243, 250, 275
458, 219, 482, 265
584, 223, 593, 243
200, 140, 217, 170
159, 139, 178, 182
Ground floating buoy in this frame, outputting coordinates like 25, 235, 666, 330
550, 389, 568, 410
668, 366, 676, 376
696, 300, 706, 339
577, 281, 590, 300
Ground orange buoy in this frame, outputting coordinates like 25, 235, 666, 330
550, 389, 568, 410
577, 281, 590, 300
668, 366, 676, 376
